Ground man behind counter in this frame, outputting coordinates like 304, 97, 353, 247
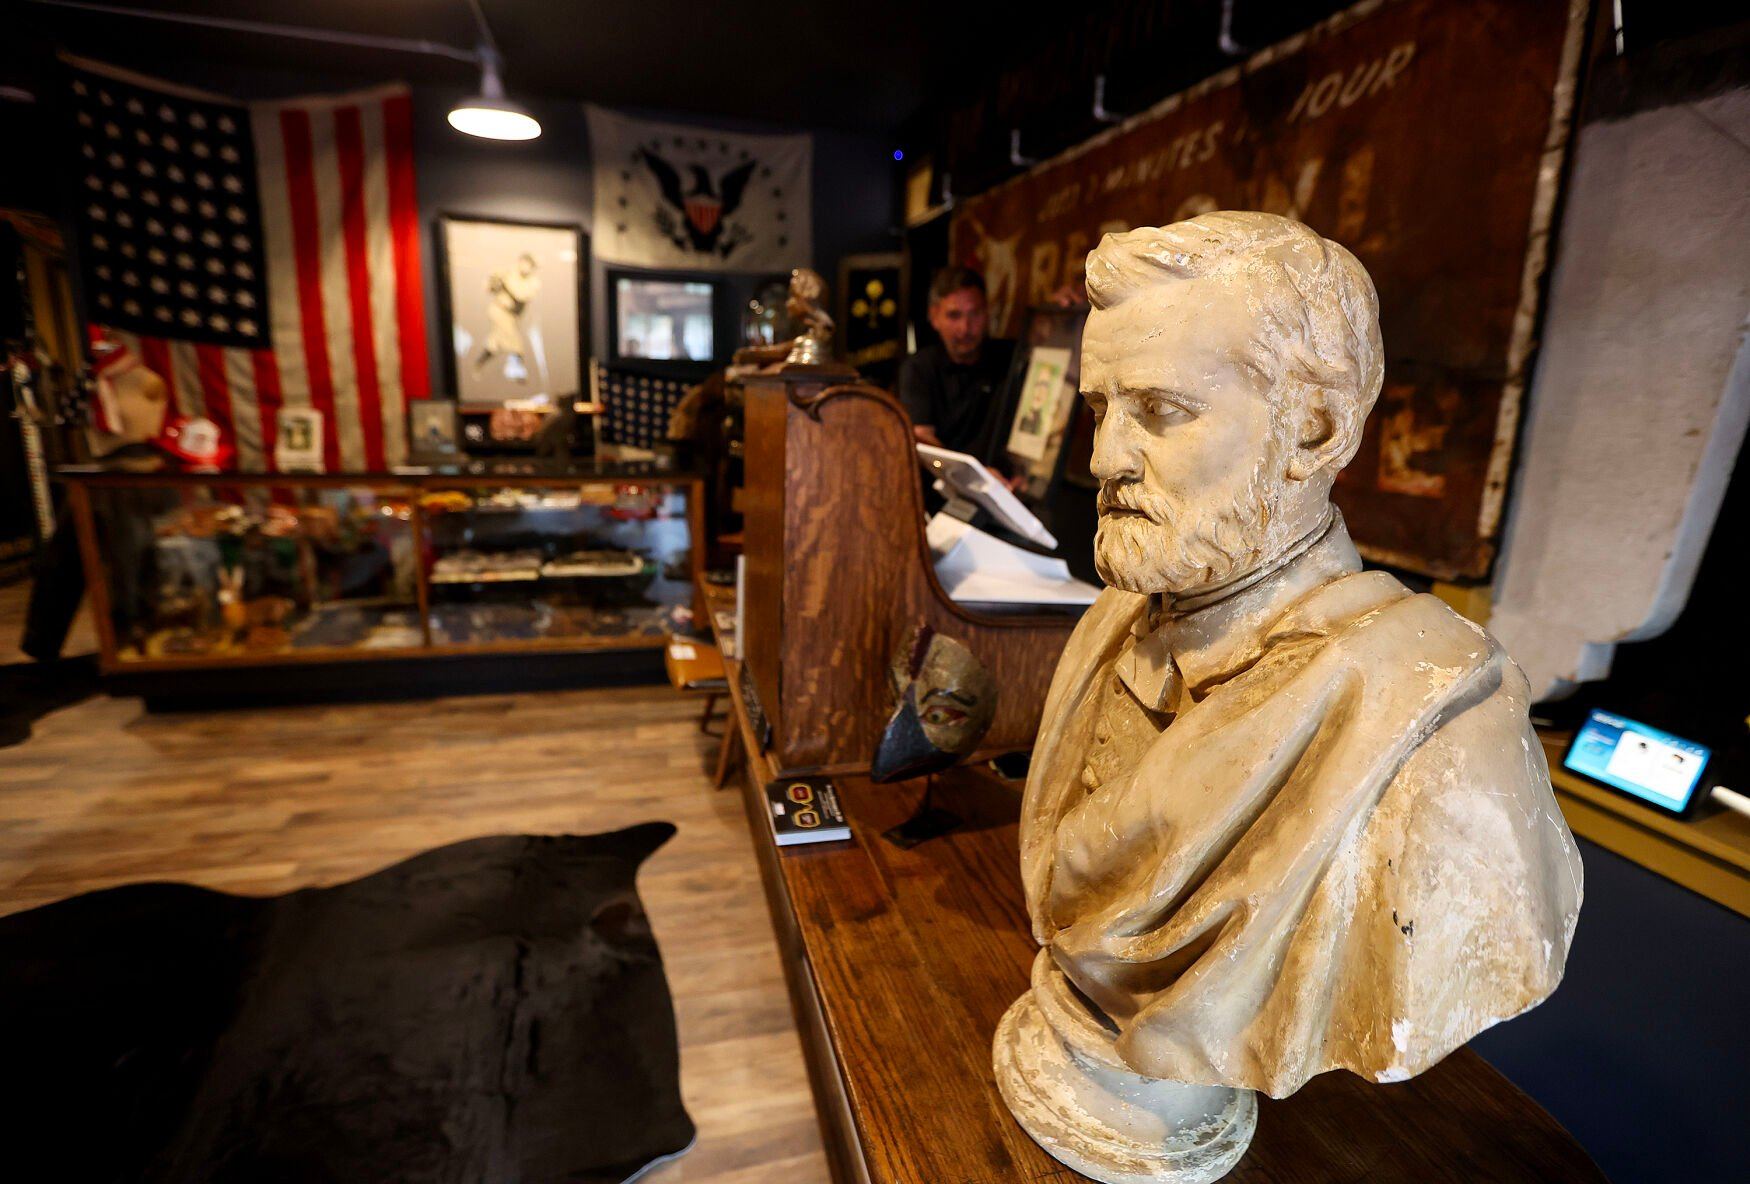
898, 267, 1016, 465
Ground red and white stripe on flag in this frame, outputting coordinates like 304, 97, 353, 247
88, 71, 429, 473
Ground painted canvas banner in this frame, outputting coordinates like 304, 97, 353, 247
588, 105, 811, 272
948, 0, 1586, 579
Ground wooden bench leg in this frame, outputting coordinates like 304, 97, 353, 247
713, 722, 744, 790
698, 692, 722, 734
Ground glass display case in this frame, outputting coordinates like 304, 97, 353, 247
61, 465, 704, 674
419, 479, 696, 649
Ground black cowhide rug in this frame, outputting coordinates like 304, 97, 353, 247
0, 824, 694, 1183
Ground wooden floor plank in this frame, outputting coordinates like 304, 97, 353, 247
0, 582, 831, 1184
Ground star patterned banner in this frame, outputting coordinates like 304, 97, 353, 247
61, 56, 431, 473
69, 66, 270, 349
598, 365, 690, 452
587, 106, 811, 272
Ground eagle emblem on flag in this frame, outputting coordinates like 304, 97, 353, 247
639, 150, 759, 258
588, 106, 811, 273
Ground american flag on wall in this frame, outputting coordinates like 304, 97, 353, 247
64, 56, 430, 472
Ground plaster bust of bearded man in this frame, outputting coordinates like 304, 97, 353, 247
993, 213, 1583, 1184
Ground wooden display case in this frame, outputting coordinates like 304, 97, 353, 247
60, 463, 705, 680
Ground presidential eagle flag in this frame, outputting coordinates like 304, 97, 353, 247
587, 105, 811, 271
64, 56, 430, 473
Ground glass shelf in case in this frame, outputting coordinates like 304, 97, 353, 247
418, 480, 694, 649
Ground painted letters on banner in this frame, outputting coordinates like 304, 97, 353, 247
588, 106, 811, 272
948, 0, 1586, 580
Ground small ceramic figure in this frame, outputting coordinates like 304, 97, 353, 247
993, 213, 1583, 1184
218, 566, 247, 636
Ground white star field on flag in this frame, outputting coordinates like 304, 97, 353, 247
70, 70, 271, 349
600, 367, 689, 451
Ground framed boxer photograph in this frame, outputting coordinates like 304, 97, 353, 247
437, 216, 588, 407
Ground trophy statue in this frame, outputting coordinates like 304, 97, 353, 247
993, 213, 1583, 1183
732, 267, 835, 370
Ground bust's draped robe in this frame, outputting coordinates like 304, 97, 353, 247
1020, 518, 1582, 1097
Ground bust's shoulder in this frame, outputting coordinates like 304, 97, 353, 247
1283, 570, 1488, 645
1279, 572, 1524, 708
1033, 589, 1146, 743
1064, 587, 1149, 658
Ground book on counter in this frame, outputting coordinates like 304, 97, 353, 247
764, 777, 852, 846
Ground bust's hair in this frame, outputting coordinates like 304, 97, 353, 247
1086, 213, 1383, 466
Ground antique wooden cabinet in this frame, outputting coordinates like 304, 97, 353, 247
738, 365, 1080, 776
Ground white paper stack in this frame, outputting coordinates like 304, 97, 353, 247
927, 514, 1100, 608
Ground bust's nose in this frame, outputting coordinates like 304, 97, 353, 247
1090, 407, 1145, 484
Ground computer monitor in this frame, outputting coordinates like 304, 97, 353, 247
1562, 708, 1712, 818
611, 275, 717, 363
916, 443, 1057, 550
605, 269, 742, 378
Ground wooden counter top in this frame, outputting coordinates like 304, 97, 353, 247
747, 770, 1605, 1183
709, 575, 1605, 1183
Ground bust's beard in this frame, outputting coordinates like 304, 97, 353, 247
1094, 484, 1280, 597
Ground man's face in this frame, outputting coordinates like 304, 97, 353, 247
928, 287, 989, 364
1080, 274, 1308, 596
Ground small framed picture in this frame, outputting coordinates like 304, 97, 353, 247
1002, 305, 1090, 494
437, 215, 588, 407
408, 400, 461, 460
837, 252, 906, 378
274, 407, 325, 473
1007, 346, 1073, 462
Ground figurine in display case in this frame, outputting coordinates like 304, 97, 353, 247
993, 214, 1583, 1183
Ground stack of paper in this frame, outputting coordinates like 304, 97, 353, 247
927, 514, 1100, 607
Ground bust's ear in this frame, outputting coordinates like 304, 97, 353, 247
1286, 385, 1354, 481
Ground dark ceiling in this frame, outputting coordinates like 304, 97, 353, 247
15, 0, 1028, 133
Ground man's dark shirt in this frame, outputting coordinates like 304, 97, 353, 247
896, 339, 1015, 459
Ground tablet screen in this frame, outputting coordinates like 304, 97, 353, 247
1563, 709, 1710, 814
915, 443, 1057, 549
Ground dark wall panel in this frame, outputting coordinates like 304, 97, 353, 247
1470, 837, 1749, 1184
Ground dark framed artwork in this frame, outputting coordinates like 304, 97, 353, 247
604, 266, 732, 378
407, 400, 460, 461
1001, 304, 1090, 496
436, 215, 588, 408
837, 252, 907, 380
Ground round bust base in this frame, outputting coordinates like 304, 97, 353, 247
993, 992, 1257, 1184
